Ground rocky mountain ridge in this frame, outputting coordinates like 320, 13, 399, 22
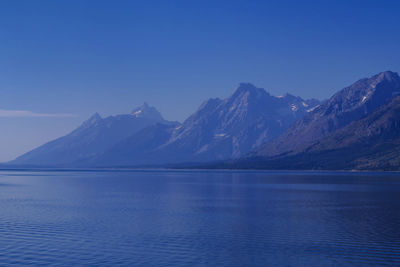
252, 71, 400, 158
11, 83, 320, 166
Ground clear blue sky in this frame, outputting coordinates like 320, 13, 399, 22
0, 0, 399, 161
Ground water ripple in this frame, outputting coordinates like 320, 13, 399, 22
0, 170, 399, 266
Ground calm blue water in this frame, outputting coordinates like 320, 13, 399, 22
1, 170, 400, 266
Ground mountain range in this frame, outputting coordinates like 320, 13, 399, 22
9, 71, 400, 170
12, 83, 320, 167
218, 71, 400, 170
231, 94, 400, 171
253, 71, 400, 158
87, 83, 320, 166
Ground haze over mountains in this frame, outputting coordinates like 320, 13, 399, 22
12, 83, 320, 167
10, 71, 400, 170
12, 103, 178, 166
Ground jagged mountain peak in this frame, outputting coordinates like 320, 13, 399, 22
131, 102, 164, 121
375, 71, 400, 82
323, 70, 400, 115
359, 71, 400, 89
364, 71, 400, 91
194, 98, 223, 115
230, 84, 316, 111
90, 112, 102, 121
254, 70, 400, 158
80, 112, 102, 128
189, 83, 320, 126
278, 93, 303, 102
231, 83, 269, 98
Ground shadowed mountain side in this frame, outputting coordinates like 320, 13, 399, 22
223, 95, 400, 171
253, 71, 400, 158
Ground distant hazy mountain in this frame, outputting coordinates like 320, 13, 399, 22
90, 83, 320, 166
12, 103, 175, 166
252, 71, 400, 158
235, 94, 400, 170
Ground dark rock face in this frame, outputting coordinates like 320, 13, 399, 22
253, 71, 400, 157
236, 95, 400, 171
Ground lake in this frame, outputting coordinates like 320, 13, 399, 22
0, 169, 400, 266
